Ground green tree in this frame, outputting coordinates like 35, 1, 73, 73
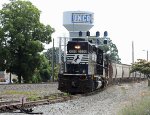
0, 0, 54, 83
44, 47, 61, 80
130, 59, 150, 77
44, 47, 59, 65
99, 39, 121, 63
39, 55, 51, 82
130, 59, 150, 86
31, 55, 51, 83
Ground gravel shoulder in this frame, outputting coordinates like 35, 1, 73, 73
0, 82, 61, 102
1, 80, 150, 115
33, 80, 150, 115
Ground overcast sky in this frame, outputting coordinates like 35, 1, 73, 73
0, 0, 150, 64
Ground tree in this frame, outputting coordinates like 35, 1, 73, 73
99, 39, 121, 63
130, 59, 150, 86
44, 47, 59, 65
38, 55, 51, 82
89, 35, 121, 63
44, 47, 61, 80
0, 0, 54, 83
31, 55, 51, 83
130, 59, 150, 77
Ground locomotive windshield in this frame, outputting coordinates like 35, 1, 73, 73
67, 41, 88, 54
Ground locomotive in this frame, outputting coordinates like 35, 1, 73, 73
58, 31, 109, 93
58, 11, 144, 94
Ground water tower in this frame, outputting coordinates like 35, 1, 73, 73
63, 11, 94, 39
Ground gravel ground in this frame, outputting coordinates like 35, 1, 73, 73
0, 82, 61, 102
1, 80, 150, 115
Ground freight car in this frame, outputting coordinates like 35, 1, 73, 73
108, 63, 144, 84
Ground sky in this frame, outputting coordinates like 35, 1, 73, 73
0, 0, 150, 64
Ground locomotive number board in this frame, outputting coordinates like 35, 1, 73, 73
68, 50, 87, 54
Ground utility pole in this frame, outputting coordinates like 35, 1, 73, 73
59, 37, 62, 73
147, 50, 150, 86
147, 50, 148, 61
132, 41, 135, 78
132, 41, 134, 64
52, 38, 54, 82
142, 50, 148, 61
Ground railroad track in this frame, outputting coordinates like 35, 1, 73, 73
0, 80, 140, 114
0, 100, 20, 106
0, 83, 111, 114
0, 95, 81, 114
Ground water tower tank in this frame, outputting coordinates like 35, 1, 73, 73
63, 11, 94, 37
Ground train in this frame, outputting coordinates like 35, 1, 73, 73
57, 32, 145, 94
58, 11, 145, 94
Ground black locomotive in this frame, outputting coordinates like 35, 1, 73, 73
58, 32, 108, 93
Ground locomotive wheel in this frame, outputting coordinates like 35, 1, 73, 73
100, 77, 106, 88
88, 82, 94, 92
100, 81, 105, 88
94, 81, 98, 89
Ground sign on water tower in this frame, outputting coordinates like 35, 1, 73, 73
72, 13, 93, 24
63, 11, 94, 32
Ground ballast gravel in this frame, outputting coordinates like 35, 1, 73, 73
0, 83, 61, 102
1, 80, 150, 115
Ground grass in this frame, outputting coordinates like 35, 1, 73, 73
2, 90, 71, 102
2, 90, 39, 101
27, 93, 71, 101
118, 91, 150, 115
27, 95, 41, 101
3, 90, 36, 95
47, 93, 70, 100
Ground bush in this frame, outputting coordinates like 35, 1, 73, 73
31, 74, 42, 83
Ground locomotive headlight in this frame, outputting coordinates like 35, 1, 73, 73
75, 45, 80, 49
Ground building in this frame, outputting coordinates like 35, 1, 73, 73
0, 71, 17, 84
